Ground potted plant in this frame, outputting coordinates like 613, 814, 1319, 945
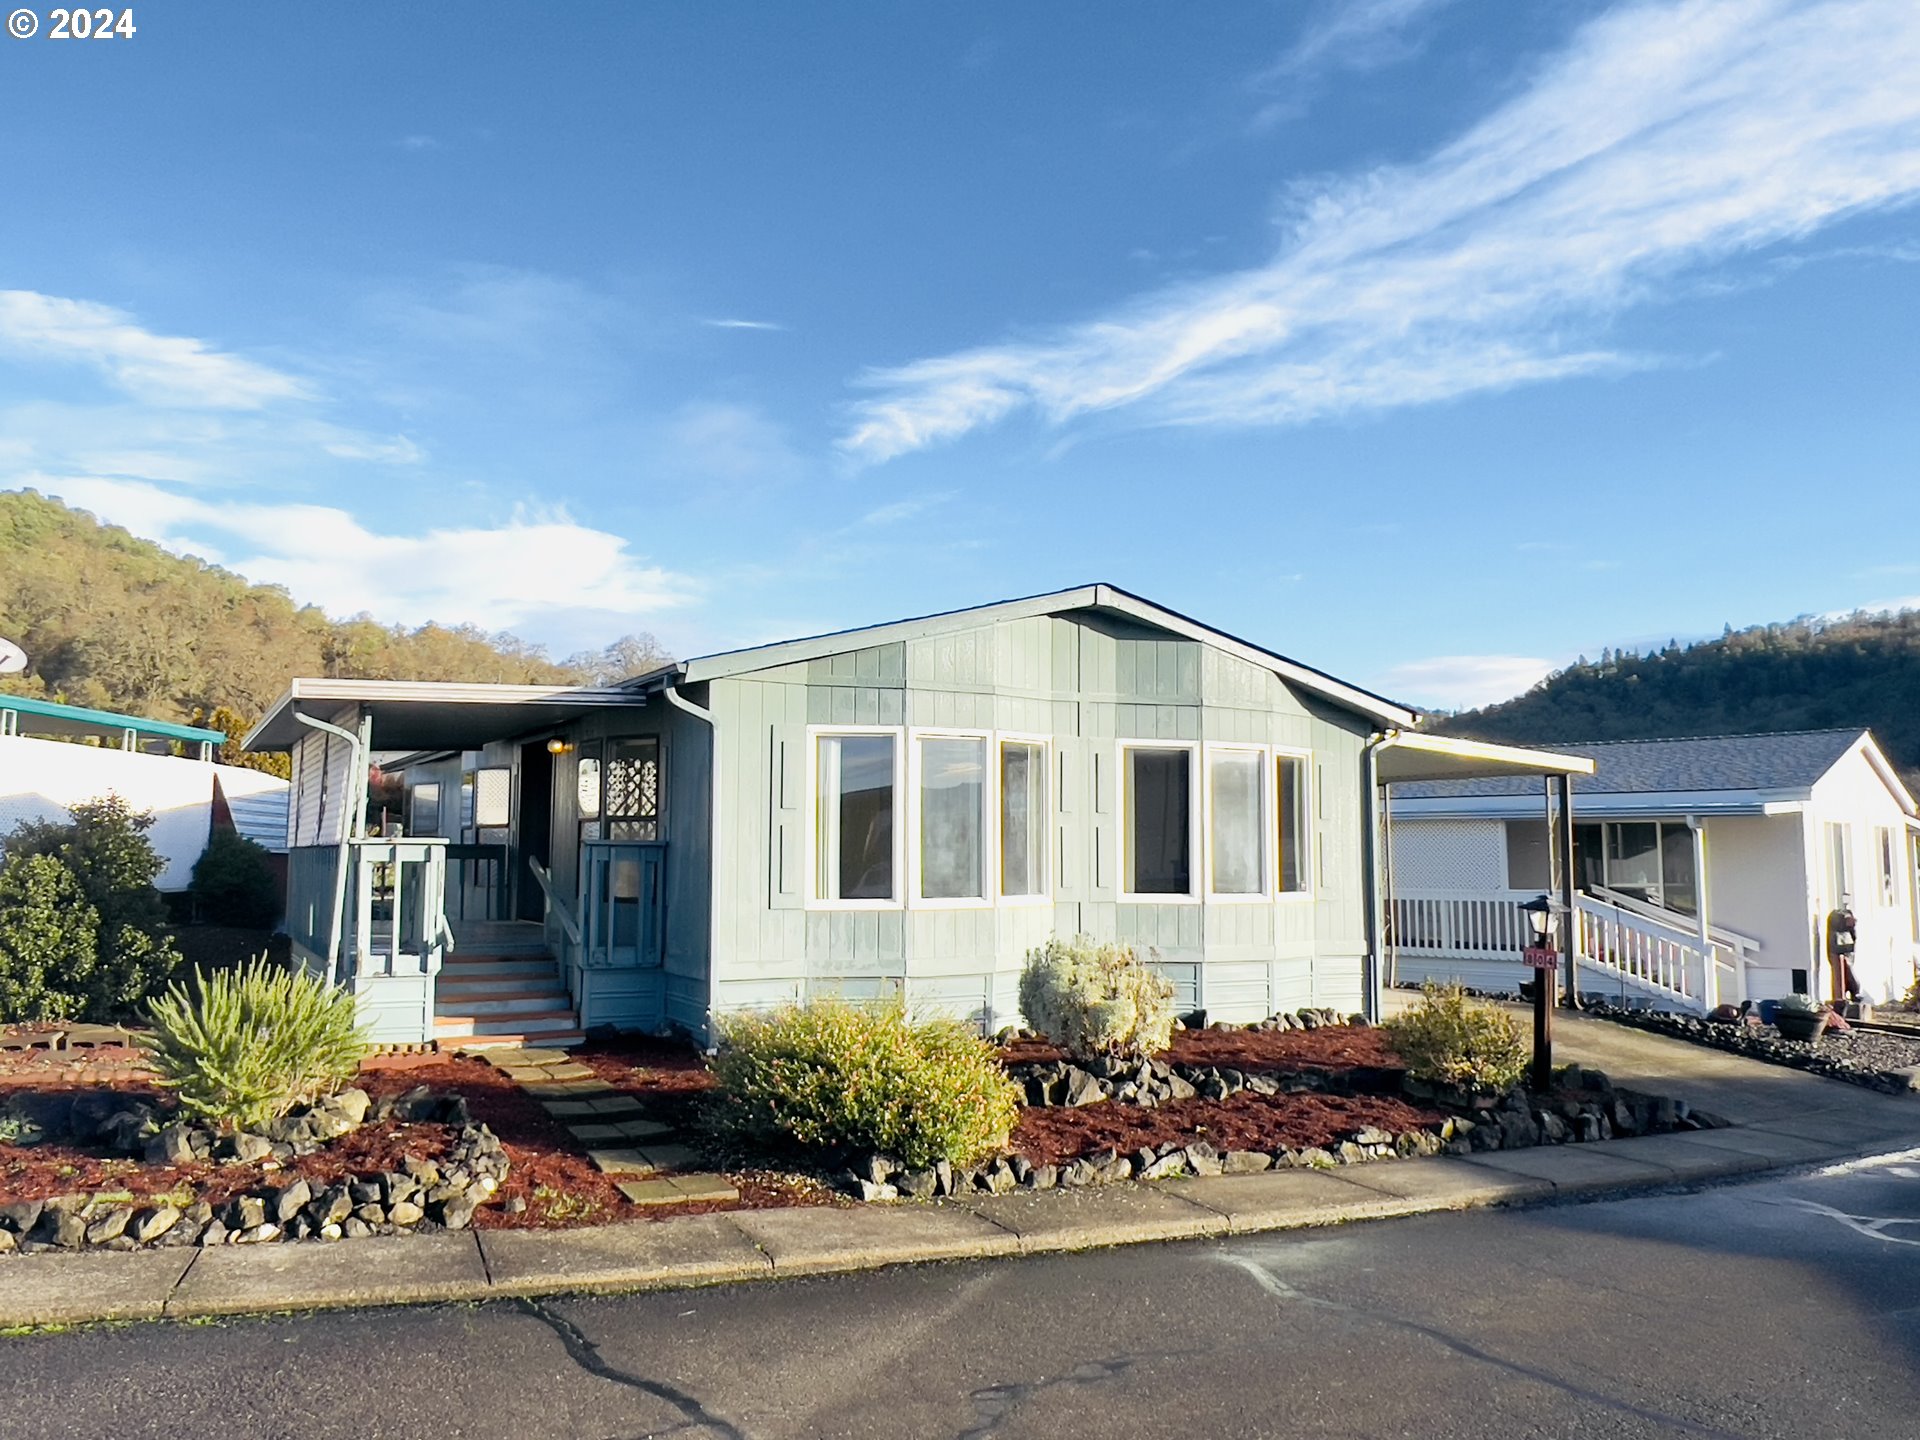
1772, 993, 1830, 1043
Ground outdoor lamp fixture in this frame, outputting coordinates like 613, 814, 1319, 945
546, 737, 574, 756
1520, 894, 1557, 1092
1521, 894, 1554, 942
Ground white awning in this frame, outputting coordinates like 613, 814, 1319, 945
1373, 731, 1595, 786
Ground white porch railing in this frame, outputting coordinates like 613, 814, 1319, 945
346, 838, 451, 983
1391, 888, 1758, 1015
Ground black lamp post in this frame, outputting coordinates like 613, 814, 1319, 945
1521, 894, 1556, 1092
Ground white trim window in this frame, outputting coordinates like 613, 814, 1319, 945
1826, 821, 1853, 905
1876, 825, 1896, 906
999, 737, 1049, 901
1206, 746, 1267, 899
812, 730, 900, 906
912, 731, 991, 905
1276, 751, 1311, 894
1122, 743, 1198, 900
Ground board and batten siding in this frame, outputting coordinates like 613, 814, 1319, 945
704, 610, 1374, 1032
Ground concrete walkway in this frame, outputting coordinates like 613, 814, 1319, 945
5, 1016, 1915, 1330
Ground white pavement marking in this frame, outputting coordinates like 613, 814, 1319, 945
1772, 1197, 1920, 1248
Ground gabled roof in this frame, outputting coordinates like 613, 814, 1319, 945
1390, 728, 1912, 816
623, 583, 1418, 728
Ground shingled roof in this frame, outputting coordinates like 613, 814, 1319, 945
1391, 729, 1869, 801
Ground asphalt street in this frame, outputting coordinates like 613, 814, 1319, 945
5, 1152, 1919, 1440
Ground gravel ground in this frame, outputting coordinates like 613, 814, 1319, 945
1587, 1003, 1920, 1094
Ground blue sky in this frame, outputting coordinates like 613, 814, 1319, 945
2, 0, 1917, 709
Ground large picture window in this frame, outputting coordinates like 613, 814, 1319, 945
815, 733, 897, 902
1125, 746, 1193, 897
1208, 749, 1265, 896
917, 734, 988, 901
1277, 754, 1310, 893
1000, 739, 1048, 899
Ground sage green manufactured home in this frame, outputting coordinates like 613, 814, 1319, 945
246, 585, 1584, 1047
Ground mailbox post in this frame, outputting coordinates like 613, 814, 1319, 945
1521, 894, 1558, 1092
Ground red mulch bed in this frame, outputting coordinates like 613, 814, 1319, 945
1001, 1023, 1407, 1076
1013, 1091, 1445, 1166
0, 1035, 838, 1225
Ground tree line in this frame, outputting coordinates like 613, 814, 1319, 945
1432, 608, 1920, 786
0, 490, 670, 770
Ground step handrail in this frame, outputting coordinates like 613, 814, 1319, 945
1586, 884, 1761, 961
526, 857, 583, 948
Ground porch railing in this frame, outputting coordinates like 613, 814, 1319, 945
444, 842, 510, 926
346, 838, 451, 983
1391, 887, 1756, 1014
581, 840, 666, 969
286, 844, 344, 976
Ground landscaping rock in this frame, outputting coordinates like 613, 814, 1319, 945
896, 1169, 939, 1199
388, 1200, 425, 1227
1183, 1141, 1223, 1176
311, 1185, 353, 1227
341, 1217, 373, 1240
435, 1191, 480, 1230
132, 1206, 180, 1245
272, 1179, 313, 1224
85, 1206, 135, 1245
200, 1219, 230, 1246
1222, 1149, 1273, 1174
1027, 1163, 1059, 1190
224, 1132, 273, 1165
144, 1123, 199, 1166
1063, 1068, 1107, 1107
0, 1198, 45, 1235
230, 1196, 267, 1231
856, 1180, 897, 1203
864, 1154, 901, 1187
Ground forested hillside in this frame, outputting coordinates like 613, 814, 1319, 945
0, 491, 668, 763
1433, 609, 1920, 783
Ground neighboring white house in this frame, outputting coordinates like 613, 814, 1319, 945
1387, 729, 1920, 1013
0, 695, 289, 891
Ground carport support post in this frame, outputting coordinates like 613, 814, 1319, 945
1558, 771, 1579, 1011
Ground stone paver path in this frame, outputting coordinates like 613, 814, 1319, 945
468, 1047, 740, 1208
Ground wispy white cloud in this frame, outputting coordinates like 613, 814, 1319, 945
842, 0, 1920, 462
0, 290, 310, 410
397, 134, 440, 152
856, 492, 952, 528
700, 317, 786, 332
27, 475, 697, 632
1375, 653, 1559, 711
1265, 0, 1455, 81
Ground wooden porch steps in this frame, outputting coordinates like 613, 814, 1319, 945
433, 951, 583, 1050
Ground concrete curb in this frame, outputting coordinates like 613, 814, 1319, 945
4, 1119, 1912, 1330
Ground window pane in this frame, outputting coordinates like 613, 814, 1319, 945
1278, 756, 1308, 892
1574, 824, 1606, 890
1606, 823, 1660, 899
1504, 821, 1550, 891
1000, 741, 1047, 897
607, 738, 660, 842
474, 767, 513, 827
1660, 822, 1697, 916
575, 756, 601, 820
1209, 751, 1264, 894
410, 783, 440, 835
816, 735, 895, 901
919, 736, 986, 899
1127, 748, 1191, 895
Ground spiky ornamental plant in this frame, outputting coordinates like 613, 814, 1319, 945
140, 957, 366, 1132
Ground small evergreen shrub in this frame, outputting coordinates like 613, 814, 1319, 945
1017, 934, 1176, 1063
4, 795, 182, 1019
140, 956, 366, 1131
0, 852, 99, 1022
712, 1000, 1021, 1170
190, 828, 281, 928
1384, 983, 1529, 1092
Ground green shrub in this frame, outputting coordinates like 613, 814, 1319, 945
1384, 983, 1529, 1092
712, 999, 1021, 1170
140, 956, 366, 1131
5, 795, 182, 1019
1017, 934, 1176, 1063
0, 852, 99, 1022
190, 828, 281, 928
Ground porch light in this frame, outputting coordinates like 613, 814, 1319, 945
1521, 893, 1554, 941
546, 737, 573, 755
1520, 893, 1557, 1093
